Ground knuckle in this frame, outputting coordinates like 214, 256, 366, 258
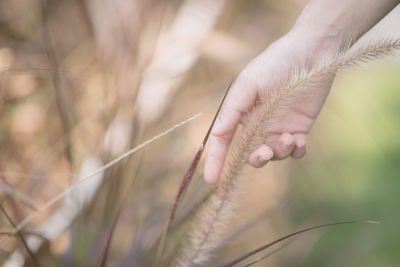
213, 135, 231, 146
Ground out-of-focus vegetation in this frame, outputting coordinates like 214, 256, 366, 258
0, 0, 399, 266
286, 64, 400, 267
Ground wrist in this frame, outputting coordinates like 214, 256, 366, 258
290, 20, 347, 54
288, 0, 361, 57
284, 20, 348, 65
289, 0, 398, 56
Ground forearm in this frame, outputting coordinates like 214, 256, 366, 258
291, 0, 398, 52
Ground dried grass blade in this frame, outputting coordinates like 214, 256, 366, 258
97, 209, 122, 267
0, 205, 38, 267
219, 221, 379, 267
154, 79, 235, 265
241, 239, 295, 267
0, 182, 38, 211
175, 39, 400, 266
39, 0, 74, 165
0, 113, 201, 249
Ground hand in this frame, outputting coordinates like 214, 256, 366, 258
203, 0, 398, 184
204, 28, 340, 184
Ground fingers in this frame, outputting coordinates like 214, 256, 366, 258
272, 133, 307, 160
246, 133, 307, 170
204, 108, 240, 184
291, 134, 307, 159
207, 131, 308, 183
273, 133, 295, 160
248, 145, 274, 168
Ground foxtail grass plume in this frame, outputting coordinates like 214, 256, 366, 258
173, 39, 400, 266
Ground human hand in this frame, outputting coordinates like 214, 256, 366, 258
204, 28, 340, 184
203, 0, 398, 184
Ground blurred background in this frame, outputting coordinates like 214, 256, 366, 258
0, 0, 399, 266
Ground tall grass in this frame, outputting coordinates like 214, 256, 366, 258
0, 113, 201, 248
173, 39, 400, 266
1, 0, 399, 265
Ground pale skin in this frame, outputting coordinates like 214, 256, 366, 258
204, 0, 399, 184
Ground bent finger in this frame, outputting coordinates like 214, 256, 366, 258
204, 75, 257, 184
291, 134, 307, 159
273, 133, 295, 160
204, 105, 243, 184
248, 145, 274, 168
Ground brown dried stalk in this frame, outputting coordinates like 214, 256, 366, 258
0, 181, 38, 211
98, 208, 122, 267
0, 114, 200, 249
155, 79, 235, 265
174, 39, 400, 266
219, 221, 379, 267
40, 0, 74, 166
0, 205, 38, 267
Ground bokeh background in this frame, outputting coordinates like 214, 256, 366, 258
0, 0, 399, 266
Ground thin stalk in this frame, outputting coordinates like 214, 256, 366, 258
154, 78, 235, 266
98, 209, 122, 267
241, 239, 295, 267
96, 146, 144, 267
219, 221, 379, 267
0, 205, 38, 267
0, 181, 38, 211
39, 0, 74, 167
175, 39, 400, 266
0, 113, 201, 249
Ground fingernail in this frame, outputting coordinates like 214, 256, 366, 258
261, 152, 273, 161
285, 138, 293, 146
296, 139, 306, 148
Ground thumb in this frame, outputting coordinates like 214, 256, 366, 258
204, 106, 241, 184
204, 75, 256, 184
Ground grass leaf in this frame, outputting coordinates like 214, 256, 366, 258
0, 113, 201, 249
219, 220, 379, 267
97, 209, 122, 267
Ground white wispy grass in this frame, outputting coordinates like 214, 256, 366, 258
0, 113, 201, 249
174, 39, 400, 266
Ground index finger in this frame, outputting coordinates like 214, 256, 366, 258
204, 74, 257, 184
